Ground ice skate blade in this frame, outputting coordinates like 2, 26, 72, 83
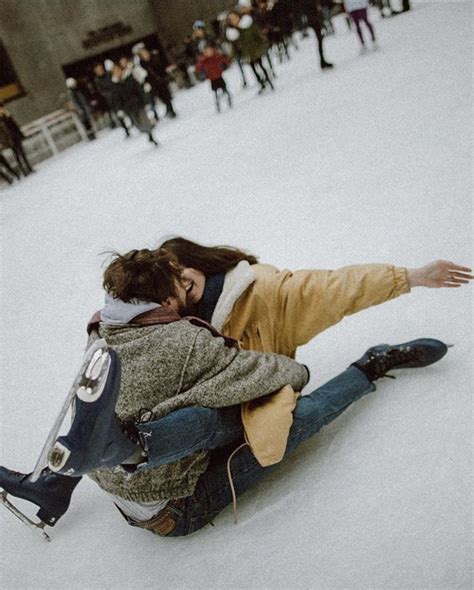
0, 490, 51, 541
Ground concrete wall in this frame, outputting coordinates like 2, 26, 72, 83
148, 0, 235, 49
0, 0, 158, 123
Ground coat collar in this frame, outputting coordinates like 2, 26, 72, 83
211, 261, 256, 330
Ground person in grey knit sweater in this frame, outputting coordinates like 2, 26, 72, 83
87, 319, 309, 503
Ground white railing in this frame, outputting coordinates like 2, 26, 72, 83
17, 109, 97, 165
22, 109, 89, 157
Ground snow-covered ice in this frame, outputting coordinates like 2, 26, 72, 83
1, 3, 472, 589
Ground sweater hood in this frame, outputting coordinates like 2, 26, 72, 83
211, 261, 256, 330
100, 294, 160, 325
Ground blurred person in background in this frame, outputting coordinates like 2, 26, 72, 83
128, 47, 161, 123
102, 59, 131, 137
250, 0, 278, 75
66, 78, 97, 140
268, 0, 298, 57
93, 61, 130, 135
321, 0, 336, 35
344, 0, 378, 53
137, 47, 177, 119
92, 62, 116, 129
0, 152, 20, 184
374, 0, 396, 18
192, 20, 215, 54
111, 61, 158, 146
226, 10, 274, 94
0, 100, 35, 175
196, 43, 233, 113
296, 0, 334, 69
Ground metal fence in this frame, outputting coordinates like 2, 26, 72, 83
21, 110, 97, 164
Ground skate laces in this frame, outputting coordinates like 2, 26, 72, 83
386, 345, 421, 366
370, 346, 421, 379
122, 408, 154, 444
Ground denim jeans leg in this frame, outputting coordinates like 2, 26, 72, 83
136, 405, 244, 470
170, 367, 375, 536
286, 366, 375, 454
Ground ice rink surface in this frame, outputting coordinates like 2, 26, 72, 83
1, 2, 472, 588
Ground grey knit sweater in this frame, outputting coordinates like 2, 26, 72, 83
88, 320, 308, 502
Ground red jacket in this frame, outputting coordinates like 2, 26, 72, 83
195, 53, 230, 81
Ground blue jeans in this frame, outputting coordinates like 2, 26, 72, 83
136, 366, 375, 536
136, 405, 244, 467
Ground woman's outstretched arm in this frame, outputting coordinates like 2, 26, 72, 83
261, 259, 472, 353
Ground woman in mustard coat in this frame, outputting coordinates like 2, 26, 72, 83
104, 237, 472, 466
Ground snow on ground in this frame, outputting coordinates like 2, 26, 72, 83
1, 3, 472, 589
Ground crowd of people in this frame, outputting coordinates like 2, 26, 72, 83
62, 0, 412, 139
0, 0, 412, 183
65, 44, 173, 146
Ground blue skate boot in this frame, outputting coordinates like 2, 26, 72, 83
47, 342, 141, 476
351, 338, 448, 382
0, 467, 81, 539
1, 340, 142, 540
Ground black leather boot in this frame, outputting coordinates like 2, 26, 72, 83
351, 339, 448, 382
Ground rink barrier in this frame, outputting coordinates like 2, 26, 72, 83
1, 109, 106, 170
22, 110, 98, 161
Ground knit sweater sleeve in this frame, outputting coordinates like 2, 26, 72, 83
155, 328, 309, 414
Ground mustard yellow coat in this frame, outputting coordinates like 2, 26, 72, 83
220, 263, 411, 466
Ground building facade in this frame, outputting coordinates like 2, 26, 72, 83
0, 0, 234, 124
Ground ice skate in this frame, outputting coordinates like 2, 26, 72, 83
352, 338, 448, 382
29, 338, 117, 482
1, 339, 141, 540
47, 343, 139, 476
0, 467, 81, 541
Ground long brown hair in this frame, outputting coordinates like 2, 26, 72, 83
157, 237, 258, 275
103, 249, 181, 303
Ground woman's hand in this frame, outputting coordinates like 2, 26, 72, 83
407, 260, 473, 288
